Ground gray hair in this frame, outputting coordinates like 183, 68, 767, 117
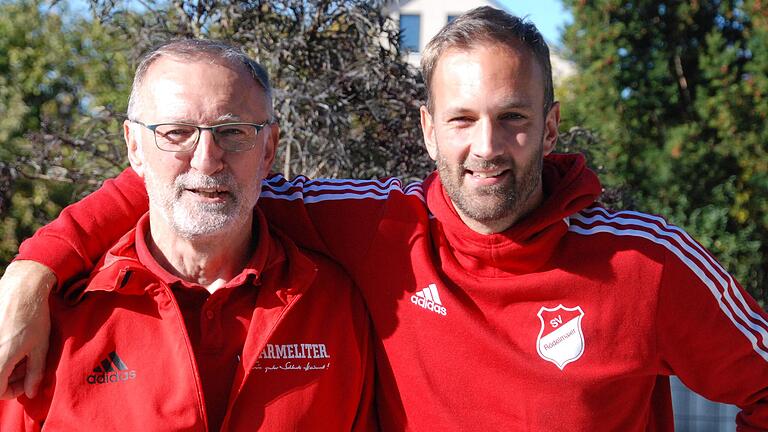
421, 6, 554, 115
126, 39, 274, 120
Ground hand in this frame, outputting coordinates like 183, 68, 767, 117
0, 260, 55, 399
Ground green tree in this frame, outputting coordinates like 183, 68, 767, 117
561, 0, 767, 303
0, 0, 133, 266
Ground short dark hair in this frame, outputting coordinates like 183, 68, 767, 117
421, 6, 553, 114
126, 39, 273, 120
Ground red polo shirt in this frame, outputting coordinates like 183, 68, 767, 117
134, 210, 281, 431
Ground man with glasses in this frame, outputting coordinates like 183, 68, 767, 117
0, 39, 375, 431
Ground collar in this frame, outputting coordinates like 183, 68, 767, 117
75, 208, 285, 298
134, 209, 276, 290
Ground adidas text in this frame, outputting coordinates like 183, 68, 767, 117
87, 351, 137, 385
87, 370, 137, 385
411, 283, 447, 316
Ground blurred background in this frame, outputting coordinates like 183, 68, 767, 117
0, 1, 765, 428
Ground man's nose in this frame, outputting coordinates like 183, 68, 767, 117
470, 119, 505, 159
189, 129, 225, 175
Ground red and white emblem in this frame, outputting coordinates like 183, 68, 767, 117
536, 304, 585, 370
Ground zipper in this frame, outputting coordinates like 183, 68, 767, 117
157, 282, 210, 431
219, 287, 306, 429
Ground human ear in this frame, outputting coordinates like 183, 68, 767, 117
124, 121, 146, 177
543, 102, 560, 155
260, 122, 280, 177
420, 105, 438, 161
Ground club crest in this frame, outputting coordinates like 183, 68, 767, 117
536, 304, 585, 370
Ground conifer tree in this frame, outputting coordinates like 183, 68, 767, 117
561, 0, 767, 302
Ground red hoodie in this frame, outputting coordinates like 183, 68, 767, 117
14, 153, 768, 430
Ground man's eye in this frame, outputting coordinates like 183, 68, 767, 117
157, 125, 196, 140
449, 116, 473, 124
217, 127, 247, 136
166, 129, 192, 136
500, 112, 525, 121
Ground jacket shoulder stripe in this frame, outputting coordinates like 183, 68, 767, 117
577, 207, 756, 314
260, 175, 425, 203
576, 207, 768, 335
569, 207, 768, 362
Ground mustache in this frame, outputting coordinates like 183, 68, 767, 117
174, 171, 238, 193
462, 156, 512, 172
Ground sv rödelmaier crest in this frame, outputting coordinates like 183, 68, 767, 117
536, 304, 585, 370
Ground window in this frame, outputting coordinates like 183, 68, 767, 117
399, 14, 420, 52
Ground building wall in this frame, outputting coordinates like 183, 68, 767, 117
387, 0, 501, 66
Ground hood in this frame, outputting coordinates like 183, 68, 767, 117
424, 153, 602, 276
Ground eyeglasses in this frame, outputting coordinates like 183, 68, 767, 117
130, 120, 272, 153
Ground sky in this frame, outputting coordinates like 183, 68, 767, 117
498, 0, 573, 46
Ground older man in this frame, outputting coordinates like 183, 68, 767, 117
0, 40, 374, 431
2, 7, 768, 431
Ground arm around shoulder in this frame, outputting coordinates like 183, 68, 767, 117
17, 167, 148, 286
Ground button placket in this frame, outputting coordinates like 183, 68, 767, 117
200, 296, 226, 351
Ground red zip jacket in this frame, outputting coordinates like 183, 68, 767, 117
14, 153, 768, 431
3, 211, 375, 431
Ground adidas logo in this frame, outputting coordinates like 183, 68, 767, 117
410, 283, 447, 316
86, 351, 137, 385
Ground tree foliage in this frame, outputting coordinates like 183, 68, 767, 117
86, 0, 431, 180
0, 0, 133, 265
561, 0, 768, 302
